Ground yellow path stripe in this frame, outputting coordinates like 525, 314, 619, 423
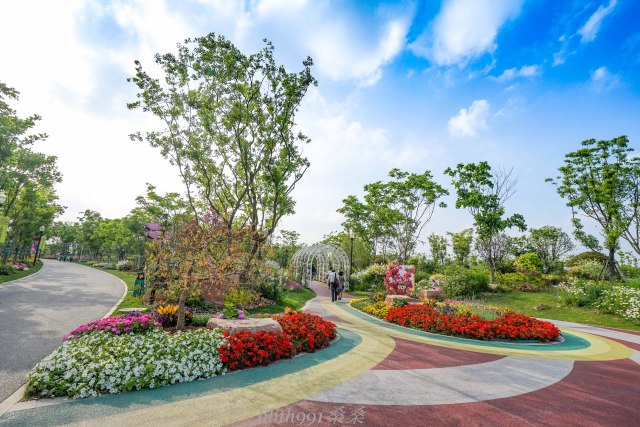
73, 329, 395, 427
325, 302, 633, 361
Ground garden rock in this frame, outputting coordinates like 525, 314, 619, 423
384, 295, 420, 306
206, 317, 283, 334
418, 289, 446, 301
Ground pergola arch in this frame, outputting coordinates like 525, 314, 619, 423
292, 243, 350, 287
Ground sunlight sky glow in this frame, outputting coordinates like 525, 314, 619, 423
1, 0, 639, 250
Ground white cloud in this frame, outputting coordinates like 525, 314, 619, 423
578, 0, 617, 43
447, 99, 491, 137
410, 0, 523, 66
590, 66, 619, 92
495, 65, 539, 81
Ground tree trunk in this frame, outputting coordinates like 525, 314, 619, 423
176, 287, 189, 331
608, 247, 616, 285
488, 238, 495, 284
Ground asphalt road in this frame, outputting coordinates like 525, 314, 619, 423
0, 260, 123, 402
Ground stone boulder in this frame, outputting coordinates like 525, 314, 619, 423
418, 289, 446, 301
384, 294, 420, 306
206, 317, 283, 335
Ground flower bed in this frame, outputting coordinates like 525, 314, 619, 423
274, 310, 336, 353
385, 304, 560, 342
65, 313, 159, 340
26, 329, 226, 399
219, 310, 337, 370
350, 298, 560, 342
26, 310, 338, 399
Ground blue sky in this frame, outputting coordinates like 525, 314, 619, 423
1, 0, 639, 252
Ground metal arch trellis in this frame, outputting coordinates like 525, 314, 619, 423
292, 243, 351, 288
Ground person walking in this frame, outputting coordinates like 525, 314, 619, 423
327, 267, 339, 302
337, 271, 345, 300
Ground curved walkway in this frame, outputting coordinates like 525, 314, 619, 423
1, 281, 638, 426
0, 260, 124, 403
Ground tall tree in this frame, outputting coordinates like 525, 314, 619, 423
547, 136, 640, 282
128, 34, 316, 272
339, 168, 447, 263
527, 226, 574, 273
427, 233, 448, 265
445, 162, 526, 282
448, 228, 473, 265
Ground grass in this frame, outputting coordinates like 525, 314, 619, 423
0, 261, 43, 285
248, 288, 316, 315
477, 291, 640, 331
97, 269, 151, 314
349, 291, 372, 298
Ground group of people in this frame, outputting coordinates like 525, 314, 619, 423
327, 268, 345, 302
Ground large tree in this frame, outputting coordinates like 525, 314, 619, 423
427, 233, 448, 265
128, 34, 316, 272
548, 136, 640, 282
445, 162, 526, 282
339, 168, 448, 263
0, 82, 63, 257
527, 226, 574, 273
448, 228, 473, 266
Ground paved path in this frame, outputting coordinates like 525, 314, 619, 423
0, 260, 124, 403
1, 280, 639, 426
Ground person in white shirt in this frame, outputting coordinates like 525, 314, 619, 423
327, 267, 339, 302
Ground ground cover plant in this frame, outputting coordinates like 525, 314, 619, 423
0, 261, 42, 285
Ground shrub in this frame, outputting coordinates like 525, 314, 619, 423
497, 272, 528, 288
514, 253, 543, 273
26, 329, 226, 399
116, 260, 134, 271
414, 271, 430, 283
596, 286, 640, 322
567, 260, 603, 280
350, 264, 387, 292
0, 265, 15, 275
440, 265, 489, 297
556, 277, 603, 307
191, 314, 210, 327
224, 288, 261, 309
567, 251, 606, 267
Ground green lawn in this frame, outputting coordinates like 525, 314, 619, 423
349, 291, 372, 298
478, 291, 640, 331
0, 261, 43, 285
99, 269, 151, 313
248, 288, 316, 315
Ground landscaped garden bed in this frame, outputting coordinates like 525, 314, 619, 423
350, 295, 561, 342
25, 309, 336, 399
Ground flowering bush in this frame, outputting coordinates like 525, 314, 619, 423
64, 313, 160, 340
116, 260, 134, 271
556, 277, 603, 307
218, 330, 294, 370
155, 305, 194, 327
26, 329, 226, 399
597, 286, 640, 322
384, 263, 415, 295
274, 310, 337, 353
7, 262, 29, 271
384, 304, 560, 342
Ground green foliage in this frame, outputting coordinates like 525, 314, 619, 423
527, 226, 574, 273
597, 286, 640, 322
224, 288, 261, 308
191, 314, 210, 327
567, 260, 604, 280
556, 278, 604, 307
445, 162, 526, 282
567, 251, 607, 267
339, 168, 448, 263
548, 136, 640, 281
440, 265, 489, 297
129, 34, 316, 262
514, 252, 543, 273
350, 264, 387, 292
448, 228, 473, 265
427, 233, 448, 265
322, 231, 373, 271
